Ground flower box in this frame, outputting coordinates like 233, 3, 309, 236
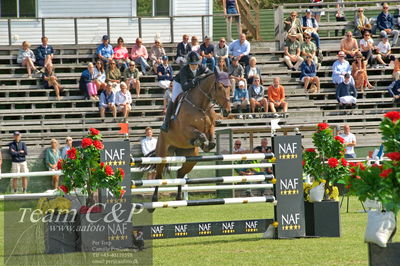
304, 201, 341, 237
76, 211, 109, 252
44, 213, 78, 254
368, 242, 400, 266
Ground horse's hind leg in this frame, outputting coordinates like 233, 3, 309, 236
175, 148, 199, 200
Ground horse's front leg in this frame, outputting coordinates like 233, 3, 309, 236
190, 129, 209, 148
204, 121, 216, 152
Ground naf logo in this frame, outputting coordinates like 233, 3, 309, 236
281, 213, 301, 231
245, 221, 259, 232
279, 178, 300, 195
278, 142, 298, 159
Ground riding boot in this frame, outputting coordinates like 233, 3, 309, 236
160, 101, 174, 132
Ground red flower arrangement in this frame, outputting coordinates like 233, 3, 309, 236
384, 111, 400, 122
327, 158, 339, 168
305, 148, 316, 153
89, 128, 100, 136
379, 168, 393, 179
341, 158, 348, 167
334, 136, 345, 144
105, 165, 114, 176
386, 152, 400, 161
81, 138, 93, 148
59, 185, 69, 194
317, 123, 329, 131
93, 140, 104, 150
66, 147, 77, 160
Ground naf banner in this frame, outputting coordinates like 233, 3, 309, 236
272, 135, 305, 238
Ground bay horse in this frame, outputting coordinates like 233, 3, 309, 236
144, 72, 231, 211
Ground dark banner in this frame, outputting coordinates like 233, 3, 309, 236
273, 135, 305, 238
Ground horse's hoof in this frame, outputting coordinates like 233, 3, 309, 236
147, 208, 156, 213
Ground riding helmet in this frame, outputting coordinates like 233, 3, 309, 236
187, 51, 201, 65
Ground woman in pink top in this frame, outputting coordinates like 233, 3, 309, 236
149, 39, 166, 74
130, 38, 150, 75
113, 37, 130, 70
191, 36, 201, 55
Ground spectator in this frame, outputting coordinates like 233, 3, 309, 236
340, 31, 359, 60
175, 34, 192, 67
360, 30, 376, 67
336, 73, 357, 108
96, 35, 113, 66
245, 56, 262, 85
354, 8, 371, 37
17, 41, 39, 78
93, 59, 107, 93
375, 32, 395, 67
339, 124, 357, 158
387, 79, 400, 102
233, 139, 246, 154
268, 77, 288, 114
191, 36, 201, 54
36, 36, 54, 69
248, 75, 268, 115
200, 36, 215, 71
9, 132, 28, 193
149, 39, 166, 74
61, 137, 73, 159
377, 3, 399, 47
163, 82, 173, 114
79, 63, 98, 100
393, 57, 400, 80
223, 0, 241, 42
301, 32, 318, 65
157, 55, 173, 89
302, 9, 320, 50
99, 82, 117, 119
130, 38, 150, 75
123, 61, 141, 97
232, 80, 249, 118
284, 11, 303, 42
215, 57, 229, 94
106, 59, 122, 87
352, 52, 373, 92
45, 139, 61, 189
115, 82, 132, 121
113, 37, 130, 71
300, 55, 320, 93
283, 32, 303, 71
214, 37, 230, 68
259, 138, 272, 154
141, 127, 157, 179
228, 33, 251, 66
42, 63, 62, 100
332, 51, 354, 85
228, 56, 246, 95
335, 0, 346, 37
310, 0, 323, 23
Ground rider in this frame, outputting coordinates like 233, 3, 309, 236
160, 51, 212, 132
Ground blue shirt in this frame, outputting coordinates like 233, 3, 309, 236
228, 39, 251, 57
157, 64, 174, 81
336, 81, 357, 102
96, 43, 114, 59
377, 12, 394, 31
332, 59, 351, 84
9, 141, 28, 163
99, 90, 115, 108
300, 61, 316, 79
200, 43, 215, 55
36, 45, 54, 62
233, 88, 249, 102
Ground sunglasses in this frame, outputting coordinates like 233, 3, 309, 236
305, 37, 311, 39
235, 144, 241, 146
358, 10, 363, 12
383, 7, 388, 9
346, 34, 352, 36
291, 15, 296, 17
155, 42, 160, 44
110, 63, 116, 65
220, 40, 226, 42
364, 34, 370, 36
130, 64, 135, 66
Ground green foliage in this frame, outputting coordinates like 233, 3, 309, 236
137, 0, 152, 16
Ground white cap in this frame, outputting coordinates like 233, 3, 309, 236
238, 81, 245, 87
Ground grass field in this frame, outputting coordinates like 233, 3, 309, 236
0, 197, 399, 266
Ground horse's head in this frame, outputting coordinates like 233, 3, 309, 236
212, 72, 231, 117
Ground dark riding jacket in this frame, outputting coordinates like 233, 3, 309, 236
174, 64, 212, 91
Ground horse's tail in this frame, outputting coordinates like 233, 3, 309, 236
137, 150, 171, 176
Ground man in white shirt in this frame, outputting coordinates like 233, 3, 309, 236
115, 82, 132, 121
141, 127, 158, 179
375, 32, 396, 67
233, 139, 247, 154
339, 124, 357, 158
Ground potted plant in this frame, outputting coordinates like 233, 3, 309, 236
302, 123, 349, 237
344, 111, 400, 264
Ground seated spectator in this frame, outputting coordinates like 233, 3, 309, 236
233, 139, 246, 154
332, 51, 354, 85
200, 36, 215, 71
175, 34, 192, 67
232, 80, 249, 118
36, 36, 54, 69
354, 8, 371, 37
113, 37, 130, 71
301, 32, 318, 65
149, 39, 166, 74
215, 57, 229, 95
375, 32, 395, 67
214, 37, 230, 68
123, 61, 141, 97
259, 138, 272, 154
93, 59, 107, 93
45, 139, 60, 189
245, 57, 262, 85
141, 127, 158, 179
352, 52, 373, 92
387, 79, 400, 102
191, 36, 201, 54
300, 56, 320, 93
17, 41, 40, 78
248, 75, 268, 115
99, 82, 117, 119
61, 137, 73, 159
96, 35, 113, 66
283, 32, 303, 71
41, 63, 62, 100
268, 77, 288, 113
360, 30, 376, 67
130, 38, 150, 75
157, 55, 173, 89
228, 33, 251, 66
163, 82, 173, 114
340, 31, 359, 60
228, 56, 246, 95
284, 11, 303, 43
115, 82, 132, 121
336, 73, 357, 108
106, 59, 122, 87
377, 3, 399, 47
302, 9, 320, 50
394, 57, 400, 80
79, 63, 98, 100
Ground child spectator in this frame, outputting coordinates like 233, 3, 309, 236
149, 39, 166, 74
232, 80, 249, 119
268, 77, 288, 113
17, 41, 40, 78
375, 32, 395, 67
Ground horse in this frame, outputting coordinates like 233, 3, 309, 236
144, 72, 231, 211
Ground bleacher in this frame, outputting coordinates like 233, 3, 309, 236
1, 2, 399, 157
